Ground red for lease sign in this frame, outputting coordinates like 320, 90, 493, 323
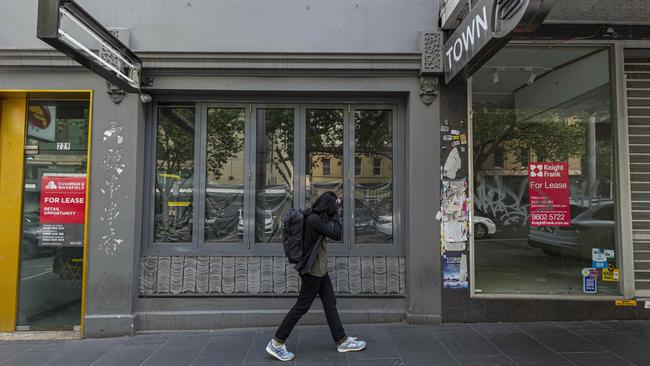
528, 162, 570, 226
40, 176, 87, 224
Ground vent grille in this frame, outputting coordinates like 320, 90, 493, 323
625, 53, 650, 294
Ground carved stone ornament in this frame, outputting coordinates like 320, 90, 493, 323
420, 31, 444, 74
106, 81, 126, 104
419, 76, 439, 105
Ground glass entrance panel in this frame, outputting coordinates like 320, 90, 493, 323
17, 99, 90, 330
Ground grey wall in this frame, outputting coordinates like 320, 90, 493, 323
0, 0, 437, 53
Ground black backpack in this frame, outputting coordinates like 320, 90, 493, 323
282, 208, 309, 264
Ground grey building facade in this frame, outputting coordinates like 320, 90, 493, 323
0, 0, 648, 338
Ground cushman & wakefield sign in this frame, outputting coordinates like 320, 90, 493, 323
443, 0, 555, 84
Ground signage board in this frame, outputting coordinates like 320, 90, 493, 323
36, 0, 142, 93
39, 175, 87, 247
443, 0, 555, 83
528, 162, 570, 226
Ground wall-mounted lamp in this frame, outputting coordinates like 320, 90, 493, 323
526, 69, 536, 85
492, 70, 499, 84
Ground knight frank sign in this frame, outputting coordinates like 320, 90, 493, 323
443, 0, 555, 83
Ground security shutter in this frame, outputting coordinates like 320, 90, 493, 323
625, 50, 650, 296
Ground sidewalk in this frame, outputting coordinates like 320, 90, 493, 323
1, 321, 650, 366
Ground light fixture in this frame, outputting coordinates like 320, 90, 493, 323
526, 69, 536, 85
492, 70, 499, 84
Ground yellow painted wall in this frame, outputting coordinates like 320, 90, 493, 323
0, 97, 26, 331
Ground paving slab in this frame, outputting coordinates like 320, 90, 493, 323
0, 321, 649, 366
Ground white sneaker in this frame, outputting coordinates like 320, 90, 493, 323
266, 340, 295, 361
337, 337, 366, 352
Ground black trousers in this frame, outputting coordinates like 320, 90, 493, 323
275, 273, 346, 343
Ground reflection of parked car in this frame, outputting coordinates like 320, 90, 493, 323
473, 216, 496, 240
21, 212, 56, 259
376, 215, 393, 237
528, 202, 615, 258
238, 209, 276, 237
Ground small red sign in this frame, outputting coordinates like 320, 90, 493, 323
40, 176, 87, 224
528, 162, 570, 226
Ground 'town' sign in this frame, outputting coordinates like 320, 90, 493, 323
443, 0, 555, 84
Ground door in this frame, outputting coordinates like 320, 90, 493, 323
16, 98, 90, 331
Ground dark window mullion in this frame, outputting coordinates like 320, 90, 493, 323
195, 103, 206, 250
245, 104, 255, 249
345, 104, 354, 250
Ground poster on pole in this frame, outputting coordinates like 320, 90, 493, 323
39, 175, 87, 247
528, 162, 570, 227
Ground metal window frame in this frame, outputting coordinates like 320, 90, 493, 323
468, 41, 634, 300
142, 98, 405, 257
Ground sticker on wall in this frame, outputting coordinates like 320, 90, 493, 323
444, 241, 466, 252
39, 175, 87, 247
615, 299, 637, 307
582, 268, 598, 294
592, 248, 608, 269
443, 147, 462, 179
604, 249, 615, 259
441, 125, 450, 132
528, 162, 570, 226
443, 221, 468, 243
602, 265, 620, 282
443, 252, 468, 289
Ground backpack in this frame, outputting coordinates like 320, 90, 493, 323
282, 208, 309, 264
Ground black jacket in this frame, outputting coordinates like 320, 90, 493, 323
296, 209, 342, 275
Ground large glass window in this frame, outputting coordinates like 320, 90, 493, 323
472, 46, 618, 296
305, 109, 345, 219
149, 102, 400, 252
355, 109, 393, 244
204, 108, 246, 243
154, 106, 195, 243
255, 108, 294, 243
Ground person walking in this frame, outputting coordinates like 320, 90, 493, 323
266, 191, 366, 361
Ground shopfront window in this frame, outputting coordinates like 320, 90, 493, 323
471, 46, 619, 296
354, 109, 393, 243
205, 108, 245, 243
255, 108, 294, 243
148, 102, 401, 252
153, 106, 195, 243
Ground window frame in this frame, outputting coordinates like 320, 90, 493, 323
143, 99, 404, 257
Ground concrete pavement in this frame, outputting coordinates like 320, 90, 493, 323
1, 321, 650, 365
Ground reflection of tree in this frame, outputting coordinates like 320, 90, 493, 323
306, 110, 344, 171
261, 109, 294, 188
207, 109, 245, 180
473, 109, 586, 173
155, 107, 195, 242
355, 110, 392, 159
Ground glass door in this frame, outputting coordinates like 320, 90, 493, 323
16, 99, 90, 330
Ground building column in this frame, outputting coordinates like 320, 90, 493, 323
84, 86, 145, 338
